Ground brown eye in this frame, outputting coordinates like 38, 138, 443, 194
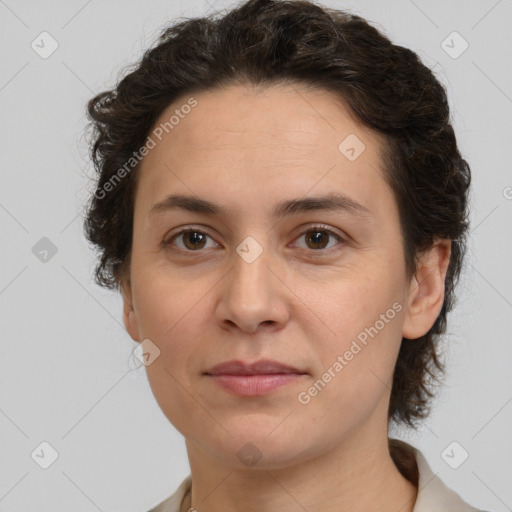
182, 231, 207, 250
294, 225, 344, 252
165, 229, 217, 251
305, 229, 330, 250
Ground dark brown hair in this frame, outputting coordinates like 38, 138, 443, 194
83, 0, 471, 431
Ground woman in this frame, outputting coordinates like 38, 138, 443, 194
83, 0, 489, 510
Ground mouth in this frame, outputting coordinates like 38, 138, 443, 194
204, 359, 307, 396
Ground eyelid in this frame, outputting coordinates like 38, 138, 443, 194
290, 223, 345, 252
163, 225, 220, 250
163, 223, 345, 253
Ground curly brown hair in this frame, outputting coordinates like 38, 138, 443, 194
83, 0, 471, 430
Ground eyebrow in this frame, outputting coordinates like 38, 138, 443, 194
148, 192, 372, 220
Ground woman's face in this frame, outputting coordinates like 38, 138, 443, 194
122, 82, 443, 469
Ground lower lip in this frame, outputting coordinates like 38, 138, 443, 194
206, 373, 304, 396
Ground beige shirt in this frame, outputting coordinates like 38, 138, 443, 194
148, 441, 487, 512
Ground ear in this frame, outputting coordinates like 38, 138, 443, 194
402, 238, 452, 340
121, 277, 141, 343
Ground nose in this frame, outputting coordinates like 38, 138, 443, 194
214, 240, 290, 334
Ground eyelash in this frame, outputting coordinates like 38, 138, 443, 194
163, 224, 345, 255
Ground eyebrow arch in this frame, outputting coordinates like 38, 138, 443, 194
147, 192, 372, 220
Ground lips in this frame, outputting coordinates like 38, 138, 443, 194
204, 359, 306, 376
204, 359, 307, 396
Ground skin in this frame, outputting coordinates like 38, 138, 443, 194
121, 82, 451, 512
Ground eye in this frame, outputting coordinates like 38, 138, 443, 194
163, 224, 344, 254
164, 228, 219, 252
292, 224, 344, 252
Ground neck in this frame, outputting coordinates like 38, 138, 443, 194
184, 428, 418, 512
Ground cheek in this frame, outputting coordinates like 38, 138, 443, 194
131, 269, 211, 407
297, 261, 400, 343
133, 266, 209, 341
296, 266, 404, 406
133, 270, 208, 434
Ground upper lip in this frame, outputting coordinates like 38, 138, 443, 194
205, 359, 306, 376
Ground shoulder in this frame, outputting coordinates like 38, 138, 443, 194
147, 475, 192, 512
390, 438, 491, 512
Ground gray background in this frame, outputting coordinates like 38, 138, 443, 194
0, 0, 511, 510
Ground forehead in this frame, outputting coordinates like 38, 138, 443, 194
147, 81, 385, 157
135, 82, 393, 222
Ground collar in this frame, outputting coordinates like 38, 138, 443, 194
407, 443, 482, 511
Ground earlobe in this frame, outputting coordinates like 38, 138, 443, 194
402, 239, 451, 340
121, 278, 141, 343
